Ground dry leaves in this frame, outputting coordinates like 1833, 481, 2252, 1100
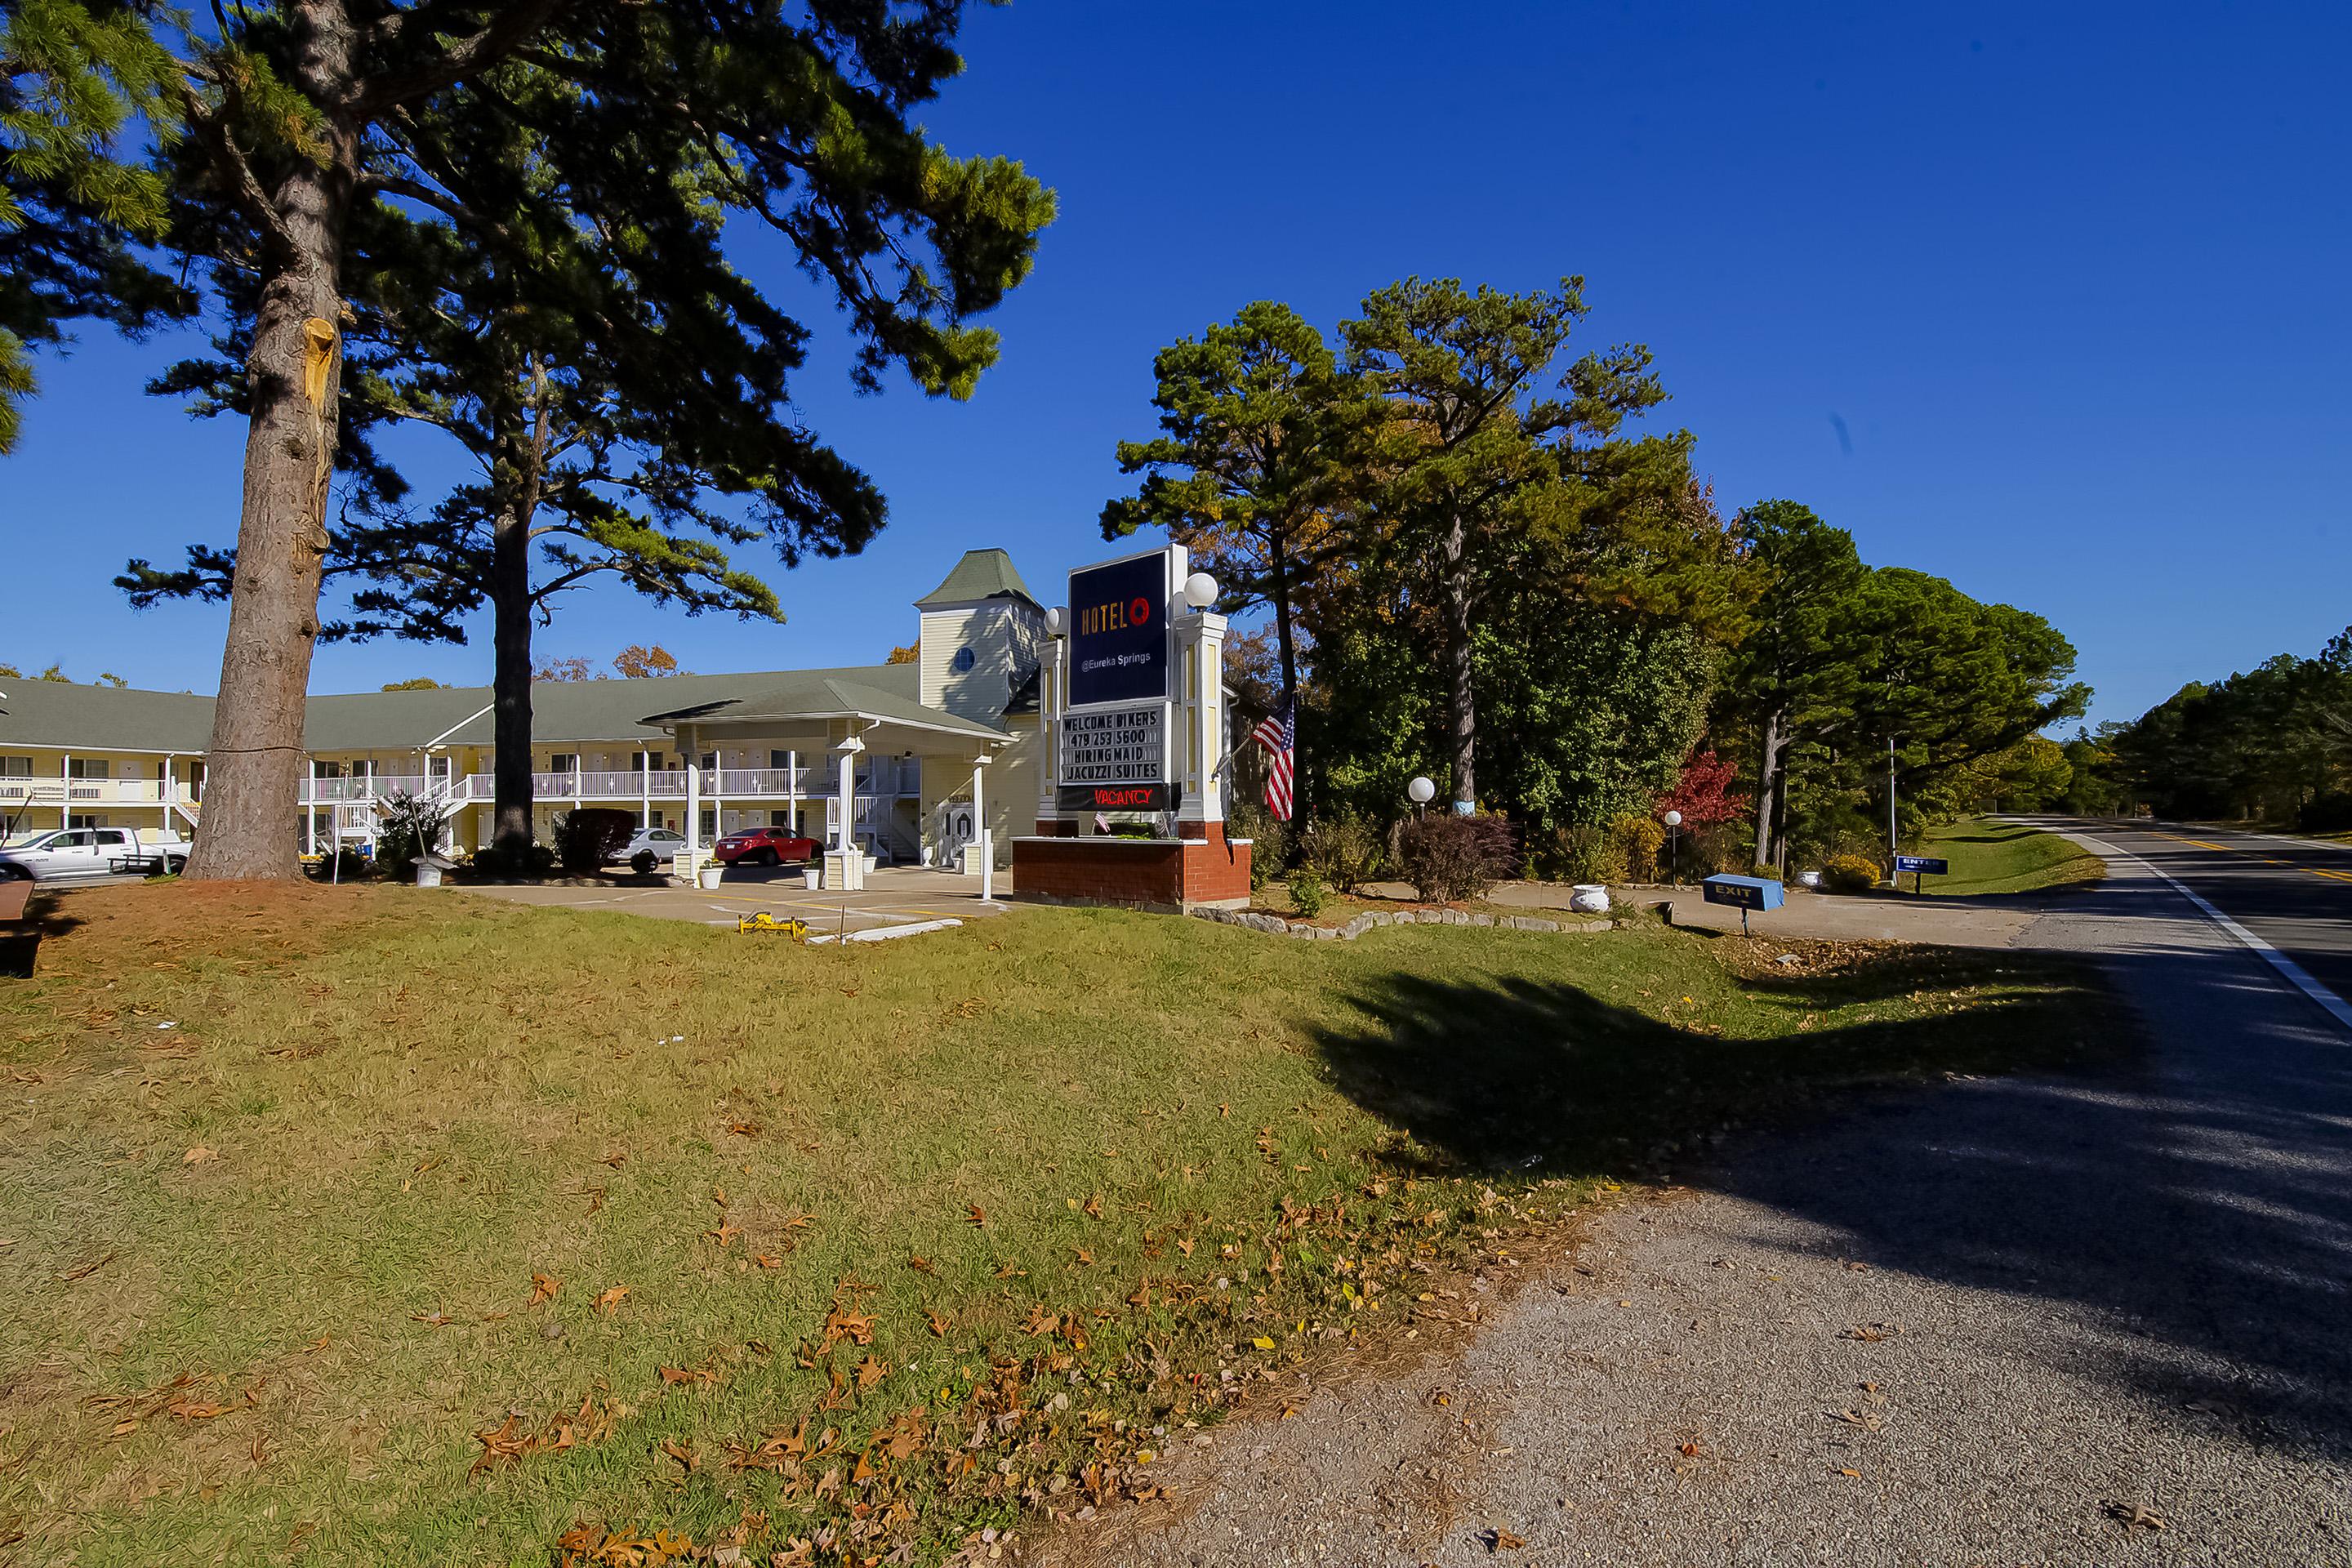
966, 1205, 987, 1228
594, 1285, 630, 1314
529, 1274, 563, 1307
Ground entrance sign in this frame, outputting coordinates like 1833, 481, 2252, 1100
1067, 550, 1174, 707
1059, 703, 1166, 789
1058, 782, 1171, 812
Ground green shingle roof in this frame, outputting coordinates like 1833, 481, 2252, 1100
0, 662, 932, 754
914, 548, 1040, 612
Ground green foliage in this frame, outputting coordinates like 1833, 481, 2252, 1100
553, 808, 635, 874
374, 790, 447, 876
1608, 813, 1667, 881
1285, 867, 1329, 920
1538, 822, 1617, 885
1227, 793, 1292, 888
0, 0, 189, 451
1301, 812, 1385, 894
1102, 301, 1368, 710
1820, 853, 1881, 895
1398, 813, 1517, 903
2102, 629, 2352, 823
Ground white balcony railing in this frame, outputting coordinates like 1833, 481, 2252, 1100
0, 777, 194, 805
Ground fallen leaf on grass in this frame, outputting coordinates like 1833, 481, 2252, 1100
906, 1254, 934, 1275
855, 1355, 888, 1390
594, 1285, 630, 1314
412, 1311, 457, 1329
182, 1146, 217, 1165
528, 1274, 562, 1307
660, 1437, 698, 1471
1251, 1336, 1276, 1352
1081, 1192, 1104, 1219
56, 1252, 115, 1282
925, 1310, 949, 1337
727, 1120, 760, 1138
754, 1253, 782, 1269
822, 1303, 877, 1348
966, 1205, 987, 1228
1071, 1247, 1096, 1267
659, 1365, 718, 1387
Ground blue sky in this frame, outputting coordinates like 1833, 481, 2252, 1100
3, 1, 2346, 730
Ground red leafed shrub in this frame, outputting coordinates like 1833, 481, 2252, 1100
1399, 813, 1518, 903
1655, 748, 1748, 827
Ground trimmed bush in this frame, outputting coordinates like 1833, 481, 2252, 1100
1820, 853, 1881, 894
1303, 812, 1384, 893
1400, 813, 1517, 903
554, 808, 637, 873
1286, 868, 1330, 920
1607, 813, 1667, 881
1540, 823, 1616, 884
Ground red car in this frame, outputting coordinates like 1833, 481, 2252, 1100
713, 826, 822, 866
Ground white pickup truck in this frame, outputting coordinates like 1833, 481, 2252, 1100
0, 826, 189, 882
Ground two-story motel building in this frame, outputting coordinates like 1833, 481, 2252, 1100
0, 550, 1049, 871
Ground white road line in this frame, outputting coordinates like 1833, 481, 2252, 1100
2068, 829, 2352, 1036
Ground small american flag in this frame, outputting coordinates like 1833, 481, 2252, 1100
1250, 693, 1296, 822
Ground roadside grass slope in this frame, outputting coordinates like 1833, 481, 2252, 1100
0, 883, 2112, 1565
1916, 817, 2106, 898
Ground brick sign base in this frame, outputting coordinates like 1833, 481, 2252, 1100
1011, 822, 1251, 914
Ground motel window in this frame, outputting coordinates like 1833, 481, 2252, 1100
549, 753, 579, 773
769, 750, 794, 769
0, 757, 30, 778
698, 810, 716, 840
66, 757, 110, 780
313, 760, 342, 778
698, 751, 718, 773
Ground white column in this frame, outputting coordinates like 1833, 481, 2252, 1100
683, 726, 702, 863
163, 753, 176, 832
60, 752, 71, 828
1184, 612, 1227, 824
970, 751, 995, 898
639, 749, 649, 828
788, 749, 800, 835
1039, 634, 1065, 822
835, 744, 854, 851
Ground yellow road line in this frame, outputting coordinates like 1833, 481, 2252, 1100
2145, 831, 2352, 884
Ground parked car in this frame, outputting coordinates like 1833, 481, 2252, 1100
612, 826, 686, 866
713, 826, 822, 866
0, 826, 189, 882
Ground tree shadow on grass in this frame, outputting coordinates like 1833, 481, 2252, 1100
1309, 931, 2352, 1463
1305, 951, 2104, 1180
0, 889, 82, 978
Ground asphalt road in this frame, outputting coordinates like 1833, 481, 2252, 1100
1041, 821, 2352, 1566
2040, 816, 2352, 1022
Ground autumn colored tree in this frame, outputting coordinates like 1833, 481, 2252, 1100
612, 644, 682, 679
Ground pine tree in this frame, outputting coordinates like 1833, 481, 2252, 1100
0, 0, 189, 452
43, 1, 1051, 877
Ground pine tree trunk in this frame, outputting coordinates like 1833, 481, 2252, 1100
490, 502, 535, 855
1441, 511, 1477, 812
185, 33, 358, 881
1752, 709, 1782, 872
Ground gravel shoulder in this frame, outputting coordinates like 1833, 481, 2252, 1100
1027, 840, 2352, 1566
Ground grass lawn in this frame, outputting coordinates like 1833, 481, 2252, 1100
1913, 817, 2107, 898
1, 883, 2114, 1566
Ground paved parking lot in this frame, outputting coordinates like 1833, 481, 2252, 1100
466, 865, 1007, 935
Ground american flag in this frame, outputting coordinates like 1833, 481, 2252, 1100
1250, 694, 1296, 822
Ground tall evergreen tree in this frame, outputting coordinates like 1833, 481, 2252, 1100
1100, 301, 1368, 719
0, 0, 189, 452
28, 0, 1052, 879
1340, 276, 1666, 812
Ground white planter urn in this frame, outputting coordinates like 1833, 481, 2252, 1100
1569, 884, 1611, 915
697, 864, 725, 890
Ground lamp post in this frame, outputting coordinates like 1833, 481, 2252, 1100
1407, 775, 1436, 821
1663, 808, 1682, 887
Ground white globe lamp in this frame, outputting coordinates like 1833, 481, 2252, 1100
1183, 572, 1218, 611
1662, 809, 1682, 827
1045, 606, 1067, 637
1661, 808, 1683, 887
1406, 775, 1437, 805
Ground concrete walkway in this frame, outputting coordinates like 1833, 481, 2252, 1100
1041, 835, 2352, 1566
467, 866, 1006, 934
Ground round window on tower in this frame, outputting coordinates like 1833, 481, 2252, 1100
951, 647, 976, 673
